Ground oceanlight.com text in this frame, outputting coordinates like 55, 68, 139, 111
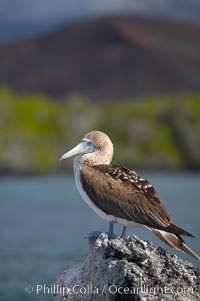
25, 283, 197, 296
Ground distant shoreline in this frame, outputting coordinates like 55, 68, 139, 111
0, 167, 200, 178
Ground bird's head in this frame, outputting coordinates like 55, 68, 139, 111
60, 131, 113, 165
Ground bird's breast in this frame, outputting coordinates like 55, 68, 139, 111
73, 156, 112, 222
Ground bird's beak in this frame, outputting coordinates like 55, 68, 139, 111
59, 141, 89, 161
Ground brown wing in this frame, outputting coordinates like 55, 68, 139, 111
80, 164, 171, 229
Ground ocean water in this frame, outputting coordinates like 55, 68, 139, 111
0, 173, 200, 301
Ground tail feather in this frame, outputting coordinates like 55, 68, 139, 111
148, 227, 200, 261
164, 223, 195, 238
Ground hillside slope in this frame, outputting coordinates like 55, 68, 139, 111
0, 15, 200, 100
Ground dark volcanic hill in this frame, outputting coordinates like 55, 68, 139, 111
0, 14, 200, 100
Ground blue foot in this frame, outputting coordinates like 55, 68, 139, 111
84, 231, 103, 238
84, 222, 118, 239
121, 226, 127, 238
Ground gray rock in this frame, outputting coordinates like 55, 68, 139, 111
53, 234, 200, 301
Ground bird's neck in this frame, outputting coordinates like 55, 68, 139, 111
75, 151, 112, 169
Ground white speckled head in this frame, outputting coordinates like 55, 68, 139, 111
83, 131, 114, 165
60, 131, 114, 166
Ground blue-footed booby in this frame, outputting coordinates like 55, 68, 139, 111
60, 131, 200, 261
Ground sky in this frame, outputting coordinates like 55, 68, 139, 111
0, 0, 200, 44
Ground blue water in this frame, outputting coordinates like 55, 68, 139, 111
0, 174, 200, 301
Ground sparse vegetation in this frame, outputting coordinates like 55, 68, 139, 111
1, 85, 200, 173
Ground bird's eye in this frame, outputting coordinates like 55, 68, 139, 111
82, 138, 93, 147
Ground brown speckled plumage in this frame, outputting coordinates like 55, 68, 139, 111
80, 164, 193, 236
